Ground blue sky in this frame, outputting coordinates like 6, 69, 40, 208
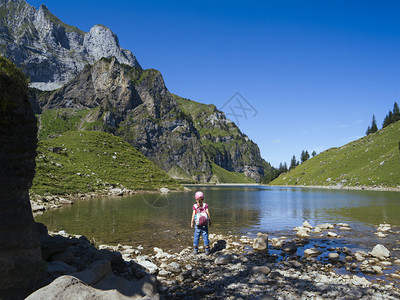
28, 0, 400, 167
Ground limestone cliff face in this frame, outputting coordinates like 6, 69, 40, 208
0, 56, 44, 297
33, 58, 212, 181
0, 0, 140, 90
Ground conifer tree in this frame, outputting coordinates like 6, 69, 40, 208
365, 125, 371, 136
289, 155, 298, 170
382, 111, 392, 128
370, 115, 378, 133
300, 150, 310, 163
366, 115, 378, 135
393, 102, 400, 121
311, 150, 317, 157
382, 102, 400, 128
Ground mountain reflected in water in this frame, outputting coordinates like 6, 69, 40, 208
35, 186, 400, 252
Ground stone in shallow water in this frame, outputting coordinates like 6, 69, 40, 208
327, 232, 338, 238
303, 220, 313, 229
339, 226, 352, 231
318, 223, 335, 230
377, 224, 391, 232
304, 248, 322, 256
375, 232, 387, 238
282, 242, 297, 254
328, 253, 340, 263
370, 244, 390, 260
253, 234, 268, 250
296, 229, 310, 238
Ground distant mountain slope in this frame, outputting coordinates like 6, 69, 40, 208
271, 121, 400, 188
32, 131, 180, 196
174, 95, 269, 181
0, 0, 140, 90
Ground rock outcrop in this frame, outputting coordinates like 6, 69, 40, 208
0, 56, 45, 298
0, 0, 140, 90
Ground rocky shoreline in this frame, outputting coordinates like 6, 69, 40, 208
26, 220, 400, 299
29, 187, 178, 213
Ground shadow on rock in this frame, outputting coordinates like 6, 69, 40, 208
26, 223, 159, 299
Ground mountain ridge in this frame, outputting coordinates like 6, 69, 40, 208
31, 57, 267, 182
2, 0, 268, 182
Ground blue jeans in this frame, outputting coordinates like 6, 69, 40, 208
193, 225, 209, 247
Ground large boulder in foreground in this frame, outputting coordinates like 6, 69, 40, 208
0, 56, 45, 297
26, 273, 159, 300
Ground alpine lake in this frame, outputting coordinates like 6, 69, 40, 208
34, 185, 400, 259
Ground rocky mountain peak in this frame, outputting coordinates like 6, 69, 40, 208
83, 25, 137, 68
0, 0, 140, 90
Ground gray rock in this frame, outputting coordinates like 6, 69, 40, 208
96, 273, 158, 299
303, 220, 313, 229
304, 248, 322, 256
166, 262, 181, 273
25, 275, 158, 300
47, 260, 77, 274
214, 255, 232, 265
296, 229, 310, 238
109, 188, 124, 196
135, 260, 158, 275
40, 234, 76, 260
351, 275, 371, 287
328, 253, 340, 263
191, 269, 203, 278
72, 259, 112, 285
94, 249, 123, 265
370, 244, 390, 260
51, 246, 75, 264
327, 232, 338, 237
253, 234, 268, 251
58, 198, 73, 205
318, 223, 334, 230
159, 188, 170, 194
255, 273, 269, 283
252, 266, 271, 275
282, 242, 297, 255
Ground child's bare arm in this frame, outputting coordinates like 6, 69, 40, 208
191, 210, 195, 228
206, 208, 211, 226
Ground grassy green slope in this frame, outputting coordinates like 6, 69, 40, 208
271, 121, 400, 188
37, 108, 113, 139
32, 131, 181, 196
174, 94, 241, 138
210, 163, 255, 184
